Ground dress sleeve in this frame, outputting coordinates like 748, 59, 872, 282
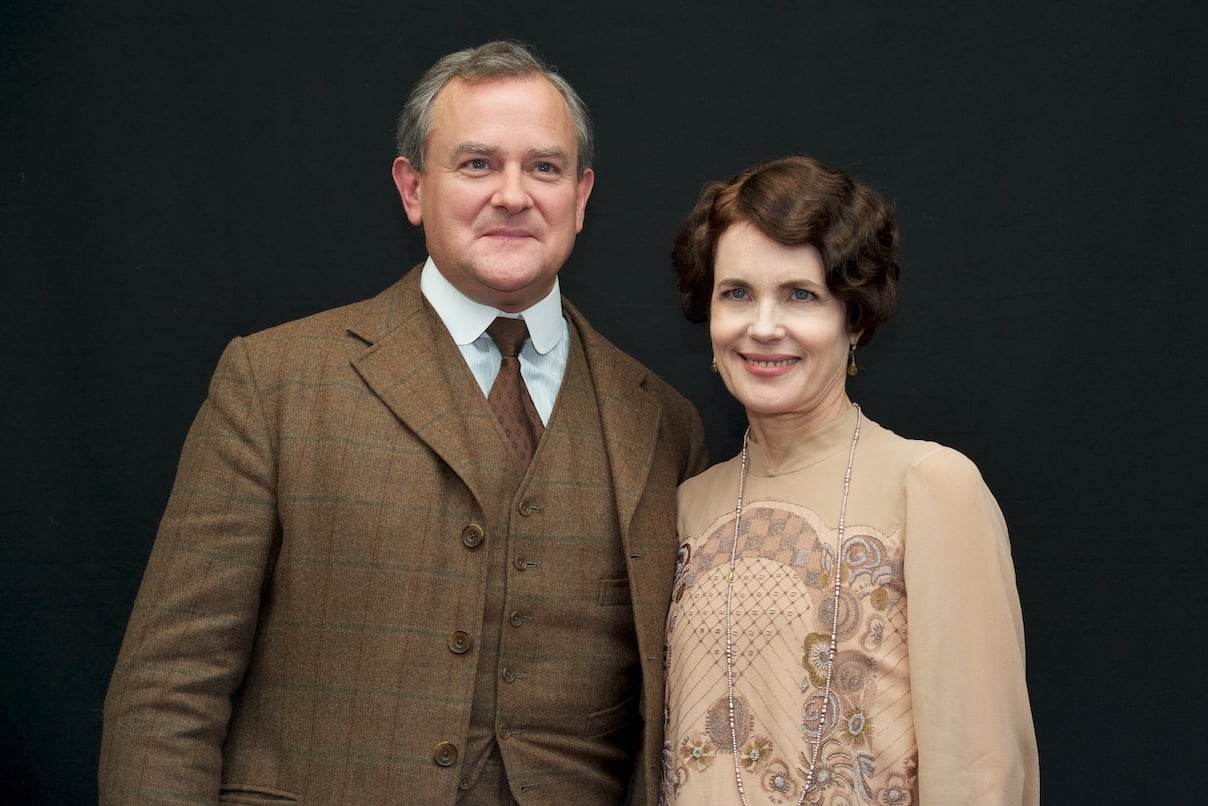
903, 447, 1040, 805
99, 337, 280, 803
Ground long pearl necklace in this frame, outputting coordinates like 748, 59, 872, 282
725, 404, 862, 806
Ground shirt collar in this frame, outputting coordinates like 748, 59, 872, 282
419, 257, 564, 354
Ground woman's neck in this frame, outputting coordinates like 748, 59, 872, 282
746, 395, 854, 468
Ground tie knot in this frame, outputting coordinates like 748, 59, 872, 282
486, 317, 530, 358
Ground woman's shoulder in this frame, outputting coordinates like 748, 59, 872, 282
862, 415, 987, 488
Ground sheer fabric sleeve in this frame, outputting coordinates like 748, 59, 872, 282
903, 446, 1040, 805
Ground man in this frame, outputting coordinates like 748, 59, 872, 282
100, 41, 706, 804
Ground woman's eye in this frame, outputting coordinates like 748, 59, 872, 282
724, 288, 749, 300
791, 289, 815, 302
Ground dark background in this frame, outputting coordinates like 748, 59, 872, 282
4, 1, 1206, 802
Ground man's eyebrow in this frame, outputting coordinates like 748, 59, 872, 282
451, 143, 570, 162
454, 141, 500, 156
528, 146, 571, 161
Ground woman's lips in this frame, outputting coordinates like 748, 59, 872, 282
740, 354, 799, 374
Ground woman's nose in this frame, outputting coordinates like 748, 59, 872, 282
747, 303, 784, 340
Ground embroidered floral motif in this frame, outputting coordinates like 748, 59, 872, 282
740, 735, 773, 771
844, 710, 873, 747
871, 756, 918, 804
802, 632, 833, 688
875, 776, 913, 806
760, 759, 799, 802
862, 615, 886, 651
796, 747, 857, 804
810, 760, 838, 789
679, 733, 716, 771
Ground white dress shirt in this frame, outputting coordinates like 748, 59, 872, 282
419, 257, 568, 425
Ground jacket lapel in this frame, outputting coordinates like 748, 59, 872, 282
347, 268, 504, 507
564, 301, 661, 540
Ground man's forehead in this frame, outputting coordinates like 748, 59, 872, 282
433, 74, 565, 110
426, 75, 578, 153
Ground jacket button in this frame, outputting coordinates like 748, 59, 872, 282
502, 666, 517, 683
461, 523, 485, 548
518, 500, 542, 515
433, 741, 459, 767
514, 555, 529, 571
509, 611, 527, 627
497, 723, 511, 740
447, 630, 472, 654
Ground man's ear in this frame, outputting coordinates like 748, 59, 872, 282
574, 167, 595, 232
392, 157, 424, 226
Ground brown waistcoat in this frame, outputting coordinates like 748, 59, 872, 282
464, 317, 639, 802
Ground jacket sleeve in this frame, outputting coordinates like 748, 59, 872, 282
903, 447, 1040, 805
99, 337, 280, 804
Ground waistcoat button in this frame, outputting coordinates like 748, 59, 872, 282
461, 523, 485, 548
433, 741, 459, 767
498, 723, 511, 739
502, 666, 517, 683
518, 500, 542, 515
447, 630, 472, 654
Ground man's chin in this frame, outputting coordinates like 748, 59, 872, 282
460, 267, 557, 310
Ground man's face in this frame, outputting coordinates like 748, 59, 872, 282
393, 75, 595, 312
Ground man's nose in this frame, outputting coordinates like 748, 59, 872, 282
492, 166, 532, 214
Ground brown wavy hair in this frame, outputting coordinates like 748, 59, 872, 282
672, 156, 900, 345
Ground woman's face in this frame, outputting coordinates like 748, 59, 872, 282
709, 222, 855, 428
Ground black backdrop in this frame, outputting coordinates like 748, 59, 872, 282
4, 2, 1206, 802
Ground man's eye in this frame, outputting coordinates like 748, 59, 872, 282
466, 158, 488, 170
534, 162, 556, 173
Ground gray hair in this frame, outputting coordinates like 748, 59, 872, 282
395, 40, 594, 178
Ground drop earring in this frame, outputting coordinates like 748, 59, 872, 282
710, 358, 719, 374
847, 343, 859, 377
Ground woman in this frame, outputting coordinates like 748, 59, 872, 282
662, 157, 1038, 805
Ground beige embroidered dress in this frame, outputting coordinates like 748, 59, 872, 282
662, 406, 1038, 805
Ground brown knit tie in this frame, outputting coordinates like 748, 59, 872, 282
486, 317, 544, 466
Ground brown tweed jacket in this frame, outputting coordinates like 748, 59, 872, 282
100, 267, 708, 805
